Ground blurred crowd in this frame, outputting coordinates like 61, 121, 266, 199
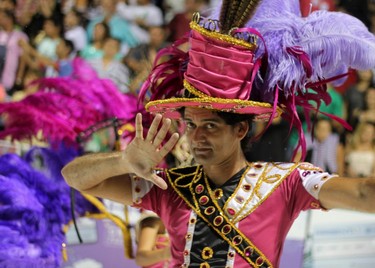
0, 0, 373, 177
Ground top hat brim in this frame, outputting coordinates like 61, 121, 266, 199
145, 97, 282, 121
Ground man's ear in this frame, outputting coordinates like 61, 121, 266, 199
236, 121, 249, 139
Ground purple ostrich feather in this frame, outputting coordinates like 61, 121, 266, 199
0, 145, 98, 267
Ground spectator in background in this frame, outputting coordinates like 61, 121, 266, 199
358, 87, 375, 124
35, 18, 63, 61
163, 0, 186, 23
116, 0, 164, 44
296, 117, 345, 176
0, 8, 28, 95
80, 22, 110, 60
19, 38, 75, 77
168, 0, 208, 42
135, 210, 171, 268
11, 69, 42, 101
86, 0, 138, 56
0, 0, 16, 11
344, 69, 374, 129
88, 37, 130, 93
345, 121, 375, 178
124, 25, 169, 95
287, 85, 345, 160
64, 8, 88, 53
16, 0, 63, 46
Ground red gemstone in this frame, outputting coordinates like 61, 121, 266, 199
233, 235, 242, 245
228, 252, 235, 258
254, 164, 263, 168
205, 206, 215, 215
214, 216, 223, 226
195, 184, 204, 194
222, 224, 231, 234
190, 218, 196, 224
244, 247, 254, 257
227, 208, 236, 216
256, 257, 264, 265
184, 250, 189, 256
242, 184, 252, 191
248, 173, 257, 177
135, 186, 141, 193
199, 196, 209, 205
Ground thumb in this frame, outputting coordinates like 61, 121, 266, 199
149, 173, 168, 190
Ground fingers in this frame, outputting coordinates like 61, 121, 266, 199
150, 173, 168, 190
135, 113, 143, 139
146, 114, 162, 142
159, 133, 180, 158
153, 118, 172, 148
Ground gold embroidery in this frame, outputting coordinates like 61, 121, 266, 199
190, 21, 256, 50
166, 166, 273, 268
201, 247, 214, 260
200, 262, 210, 268
233, 162, 300, 223
145, 79, 284, 120
222, 165, 251, 217
213, 188, 223, 199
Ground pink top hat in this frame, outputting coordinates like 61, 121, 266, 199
143, 14, 282, 120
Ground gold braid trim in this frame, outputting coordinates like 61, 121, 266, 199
166, 166, 273, 267
146, 80, 283, 116
190, 21, 256, 50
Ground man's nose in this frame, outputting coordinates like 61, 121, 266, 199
191, 127, 206, 142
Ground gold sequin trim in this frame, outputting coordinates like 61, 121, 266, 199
213, 188, 223, 199
202, 247, 214, 260
166, 166, 273, 267
190, 21, 256, 50
145, 80, 284, 118
200, 262, 210, 268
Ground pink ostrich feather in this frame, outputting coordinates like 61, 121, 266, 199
0, 58, 144, 144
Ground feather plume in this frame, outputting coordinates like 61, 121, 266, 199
0, 149, 98, 267
139, 37, 189, 103
0, 57, 144, 144
220, 0, 262, 33
234, 0, 262, 29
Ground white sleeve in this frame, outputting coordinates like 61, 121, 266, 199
116, 2, 137, 21
130, 175, 155, 204
297, 163, 339, 199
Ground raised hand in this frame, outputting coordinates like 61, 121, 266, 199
123, 113, 179, 189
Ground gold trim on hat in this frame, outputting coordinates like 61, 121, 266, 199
190, 21, 256, 50
145, 80, 283, 118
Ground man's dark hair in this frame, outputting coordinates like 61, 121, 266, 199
216, 111, 254, 153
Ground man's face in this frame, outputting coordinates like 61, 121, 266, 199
183, 108, 244, 166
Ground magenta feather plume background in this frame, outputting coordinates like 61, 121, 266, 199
0, 58, 143, 144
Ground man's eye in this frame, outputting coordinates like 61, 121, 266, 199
186, 122, 195, 129
206, 123, 216, 129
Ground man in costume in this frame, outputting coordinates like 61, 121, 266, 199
62, 0, 375, 267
